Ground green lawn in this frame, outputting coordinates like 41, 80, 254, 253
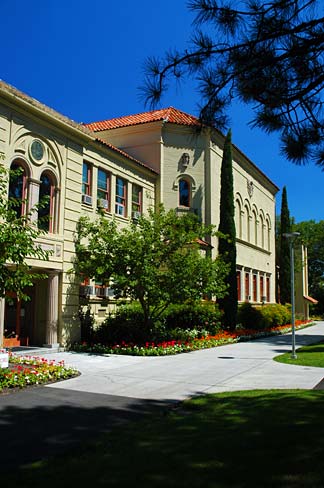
274, 340, 324, 367
5, 389, 324, 487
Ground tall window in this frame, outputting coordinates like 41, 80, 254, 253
132, 184, 142, 215
260, 215, 265, 248
245, 206, 250, 242
253, 211, 258, 246
38, 172, 55, 233
97, 169, 110, 210
245, 272, 250, 301
260, 275, 264, 301
266, 219, 271, 251
237, 271, 241, 301
8, 161, 28, 218
253, 274, 257, 302
115, 177, 127, 216
179, 178, 190, 207
235, 200, 242, 238
82, 162, 92, 196
266, 277, 270, 302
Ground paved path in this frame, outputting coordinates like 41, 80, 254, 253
1, 321, 324, 471
43, 321, 324, 400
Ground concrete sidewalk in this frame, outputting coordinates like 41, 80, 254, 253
1, 321, 324, 471
39, 321, 324, 400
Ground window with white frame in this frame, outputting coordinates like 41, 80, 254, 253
97, 168, 110, 211
132, 184, 142, 216
115, 177, 127, 216
8, 160, 28, 219
179, 178, 190, 207
38, 171, 56, 233
82, 162, 92, 196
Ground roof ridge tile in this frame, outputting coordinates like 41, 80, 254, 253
84, 106, 201, 132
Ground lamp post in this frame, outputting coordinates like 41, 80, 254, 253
283, 232, 300, 359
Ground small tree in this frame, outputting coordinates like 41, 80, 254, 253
75, 205, 229, 327
217, 129, 237, 329
279, 186, 292, 304
0, 156, 50, 300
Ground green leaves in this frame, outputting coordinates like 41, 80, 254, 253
0, 162, 50, 299
143, 0, 324, 166
75, 205, 228, 326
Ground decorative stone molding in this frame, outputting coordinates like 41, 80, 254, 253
247, 180, 254, 197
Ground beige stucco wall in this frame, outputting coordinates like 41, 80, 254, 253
101, 120, 278, 303
104, 121, 278, 304
0, 93, 156, 345
0, 79, 278, 347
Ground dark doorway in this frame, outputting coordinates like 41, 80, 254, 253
4, 287, 34, 347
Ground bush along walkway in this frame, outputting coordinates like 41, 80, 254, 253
0, 352, 79, 392
72, 320, 313, 356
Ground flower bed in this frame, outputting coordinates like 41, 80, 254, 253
72, 320, 313, 356
0, 353, 79, 392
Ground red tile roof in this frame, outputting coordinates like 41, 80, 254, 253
85, 107, 202, 132
303, 295, 319, 304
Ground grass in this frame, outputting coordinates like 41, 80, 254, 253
274, 340, 324, 367
4, 389, 324, 487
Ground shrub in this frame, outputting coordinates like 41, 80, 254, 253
237, 303, 292, 330
91, 301, 222, 345
259, 304, 291, 327
94, 303, 148, 345
79, 306, 95, 342
164, 302, 222, 335
237, 303, 263, 330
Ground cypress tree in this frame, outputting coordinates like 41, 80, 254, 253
279, 186, 291, 304
218, 129, 237, 329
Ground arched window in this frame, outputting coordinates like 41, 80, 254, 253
38, 172, 56, 233
260, 214, 265, 248
179, 178, 190, 207
8, 160, 28, 218
235, 200, 242, 238
245, 206, 250, 242
266, 218, 271, 251
253, 210, 258, 246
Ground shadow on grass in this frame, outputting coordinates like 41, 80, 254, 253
0, 386, 174, 473
3, 390, 324, 487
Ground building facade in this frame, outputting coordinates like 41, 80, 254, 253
86, 107, 278, 306
0, 82, 157, 348
0, 82, 278, 348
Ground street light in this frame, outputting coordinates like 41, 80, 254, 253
283, 232, 300, 359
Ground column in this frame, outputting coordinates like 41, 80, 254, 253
44, 271, 60, 348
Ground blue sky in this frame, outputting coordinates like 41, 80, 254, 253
1, 0, 322, 223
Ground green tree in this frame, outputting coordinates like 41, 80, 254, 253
0, 156, 50, 300
279, 186, 292, 304
293, 219, 324, 314
217, 129, 237, 329
75, 205, 229, 327
143, 0, 324, 166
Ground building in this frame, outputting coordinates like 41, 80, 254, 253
0, 81, 278, 348
0, 81, 157, 348
85, 107, 278, 304
295, 245, 318, 320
